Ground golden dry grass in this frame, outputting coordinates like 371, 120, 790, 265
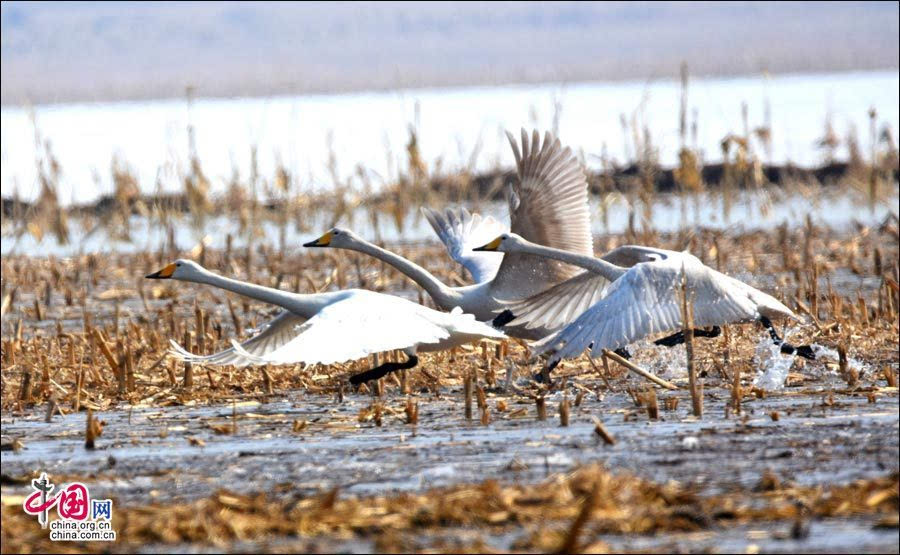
1, 464, 897, 553
1, 220, 898, 412
1, 192, 898, 553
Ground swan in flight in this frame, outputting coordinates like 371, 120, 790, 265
146, 259, 504, 384
303, 129, 593, 339
473, 233, 815, 370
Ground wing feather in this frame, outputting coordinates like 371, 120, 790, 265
243, 292, 502, 366
498, 244, 673, 332
489, 129, 593, 297
422, 206, 507, 283
168, 311, 306, 368
168, 291, 505, 368
534, 257, 764, 362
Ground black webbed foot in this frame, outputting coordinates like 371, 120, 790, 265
654, 331, 685, 347
654, 326, 721, 347
349, 354, 419, 385
780, 343, 816, 360
695, 326, 722, 339
761, 316, 814, 360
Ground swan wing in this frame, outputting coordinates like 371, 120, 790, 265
500, 271, 611, 332
491, 129, 593, 295
422, 206, 507, 283
497, 244, 674, 332
250, 292, 457, 366
534, 256, 762, 362
168, 310, 306, 367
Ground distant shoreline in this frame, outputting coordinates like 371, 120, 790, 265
2, 65, 897, 110
3, 159, 897, 218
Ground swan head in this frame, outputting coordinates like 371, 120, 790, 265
145, 259, 204, 280
303, 227, 360, 249
472, 233, 525, 253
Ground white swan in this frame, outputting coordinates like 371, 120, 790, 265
303, 129, 593, 339
473, 233, 815, 368
146, 259, 505, 384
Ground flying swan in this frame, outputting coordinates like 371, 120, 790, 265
146, 259, 505, 384
303, 129, 594, 339
473, 233, 815, 371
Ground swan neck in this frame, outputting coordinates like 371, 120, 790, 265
190, 269, 317, 316
518, 241, 625, 281
348, 240, 460, 307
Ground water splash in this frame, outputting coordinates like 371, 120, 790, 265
752, 325, 870, 390
752, 337, 795, 391
809, 344, 870, 381
630, 340, 687, 379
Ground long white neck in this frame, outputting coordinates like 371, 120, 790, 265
343, 240, 462, 308
513, 240, 626, 282
187, 268, 328, 317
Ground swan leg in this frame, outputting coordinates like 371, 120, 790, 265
533, 344, 629, 384
532, 358, 560, 384
349, 353, 419, 385
654, 326, 722, 347
759, 316, 816, 360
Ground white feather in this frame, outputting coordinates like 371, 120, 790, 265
533, 251, 797, 362
161, 261, 505, 369
422, 206, 507, 283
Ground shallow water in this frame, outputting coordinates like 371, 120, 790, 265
2, 70, 897, 205
2, 186, 897, 257
2, 381, 896, 506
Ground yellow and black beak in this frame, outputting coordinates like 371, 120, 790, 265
303, 231, 333, 248
472, 237, 503, 252
146, 262, 176, 279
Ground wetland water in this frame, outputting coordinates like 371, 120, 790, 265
4, 383, 898, 504
2, 222, 897, 551
2, 186, 898, 257
2, 70, 898, 205
3, 377, 898, 551
2, 70, 898, 550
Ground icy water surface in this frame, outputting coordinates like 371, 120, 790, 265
3, 379, 898, 551
2, 70, 897, 205
2, 186, 897, 257
3, 382, 897, 506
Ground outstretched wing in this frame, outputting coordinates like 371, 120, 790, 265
237, 291, 472, 366
489, 129, 594, 297
534, 257, 761, 362
254, 294, 452, 365
168, 311, 306, 368
422, 206, 507, 283
499, 245, 676, 332
501, 271, 611, 332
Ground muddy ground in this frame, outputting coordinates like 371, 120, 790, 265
1, 218, 898, 553
3, 370, 898, 552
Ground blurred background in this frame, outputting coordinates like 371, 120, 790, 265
1, 1, 898, 255
3, 6, 899, 553
3, 1, 898, 103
